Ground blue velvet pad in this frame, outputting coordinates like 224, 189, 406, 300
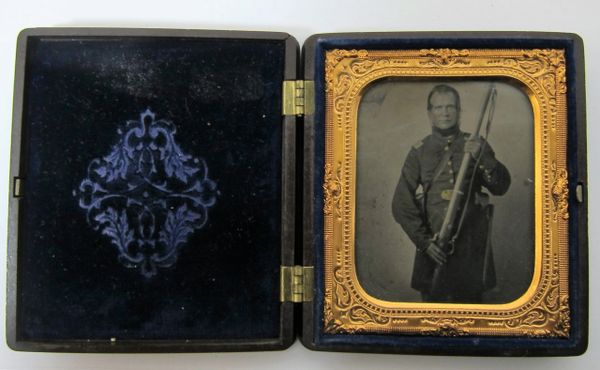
17, 36, 285, 341
309, 34, 585, 354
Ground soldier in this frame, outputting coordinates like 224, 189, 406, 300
392, 84, 511, 303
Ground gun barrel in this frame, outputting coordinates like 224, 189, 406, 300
429, 85, 497, 297
436, 85, 496, 247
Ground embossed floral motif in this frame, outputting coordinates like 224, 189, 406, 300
525, 49, 565, 68
75, 109, 218, 277
552, 164, 569, 221
419, 48, 470, 67
323, 162, 343, 219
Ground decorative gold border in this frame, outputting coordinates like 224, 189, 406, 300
323, 48, 569, 337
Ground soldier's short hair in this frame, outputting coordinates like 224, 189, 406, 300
427, 84, 461, 111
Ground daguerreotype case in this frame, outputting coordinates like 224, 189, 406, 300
6, 29, 588, 356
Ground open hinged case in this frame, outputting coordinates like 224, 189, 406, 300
7, 29, 588, 356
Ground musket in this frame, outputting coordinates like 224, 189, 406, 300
429, 85, 497, 298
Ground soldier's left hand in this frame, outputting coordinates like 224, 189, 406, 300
465, 137, 482, 159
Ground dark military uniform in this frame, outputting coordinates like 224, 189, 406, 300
392, 129, 511, 302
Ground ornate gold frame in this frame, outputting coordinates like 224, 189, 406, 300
323, 48, 570, 337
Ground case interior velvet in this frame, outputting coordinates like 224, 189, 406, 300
301, 33, 587, 356
12, 34, 287, 345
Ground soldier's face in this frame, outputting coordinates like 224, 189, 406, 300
428, 92, 459, 130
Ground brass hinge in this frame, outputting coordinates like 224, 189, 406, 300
282, 80, 315, 116
280, 265, 314, 302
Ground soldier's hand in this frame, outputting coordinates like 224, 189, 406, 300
464, 137, 482, 159
425, 242, 446, 265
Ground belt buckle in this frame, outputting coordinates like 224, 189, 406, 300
441, 189, 453, 201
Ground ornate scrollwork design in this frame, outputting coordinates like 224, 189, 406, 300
419, 48, 470, 67
525, 49, 565, 68
75, 109, 218, 277
349, 307, 390, 325
421, 318, 476, 326
323, 48, 569, 337
491, 49, 566, 100
553, 296, 571, 337
325, 49, 368, 92
323, 162, 343, 219
552, 162, 569, 221
420, 318, 474, 336
325, 265, 391, 333
487, 253, 569, 338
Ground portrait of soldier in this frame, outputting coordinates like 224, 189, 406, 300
391, 84, 511, 303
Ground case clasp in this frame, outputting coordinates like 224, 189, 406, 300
280, 265, 314, 302
282, 80, 314, 116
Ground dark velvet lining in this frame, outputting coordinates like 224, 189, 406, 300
310, 34, 585, 354
17, 36, 285, 341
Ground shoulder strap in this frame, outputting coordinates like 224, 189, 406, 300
412, 139, 424, 150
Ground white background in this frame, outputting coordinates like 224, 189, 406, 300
0, 0, 597, 369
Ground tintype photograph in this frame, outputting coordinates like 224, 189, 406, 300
355, 80, 534, 304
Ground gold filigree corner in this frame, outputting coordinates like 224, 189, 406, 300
325, 49, 369, 92
522, 49, 567, 95
326, 49, 369, 68
552, 296, 571, 338
525, 49, 566, 68
324, 319, 343, 334
486, 253, 568, 337
525, 297, 570, 339
324, 310, 345, 334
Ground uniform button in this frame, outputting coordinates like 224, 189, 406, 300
449, 179, 454, 184
447, 161, 452, 166
444, 146, 449, 151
